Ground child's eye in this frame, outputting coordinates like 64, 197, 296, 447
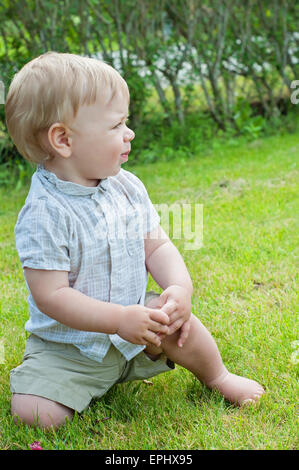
113, 118, 130, 129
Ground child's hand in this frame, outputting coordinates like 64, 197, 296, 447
159, 285, 192, 346
116, 305, 169, 347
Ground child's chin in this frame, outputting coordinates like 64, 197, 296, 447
111, 166, 121, 175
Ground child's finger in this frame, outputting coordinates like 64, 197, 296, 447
150, 320, 169, 335
157, 332, 167, 340
144, 331, 162, 348
148, 308, 170, 325
167, 319, 184, 335
177, 320, 191, 348
161, 300, 177, 315
167, 310, 181, 324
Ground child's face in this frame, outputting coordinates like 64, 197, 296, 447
67, 91, 135, 185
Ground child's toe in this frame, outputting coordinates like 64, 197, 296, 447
240, 398, 256, 406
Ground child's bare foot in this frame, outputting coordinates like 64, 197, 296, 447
205, 369, 265, 406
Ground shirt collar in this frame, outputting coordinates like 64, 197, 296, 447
37, 164, 109, 196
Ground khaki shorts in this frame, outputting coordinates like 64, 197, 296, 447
10, 293, 174, 413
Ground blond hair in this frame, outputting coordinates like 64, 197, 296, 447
5, 52, 129, 164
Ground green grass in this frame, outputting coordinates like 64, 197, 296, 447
0, 132, 298, 450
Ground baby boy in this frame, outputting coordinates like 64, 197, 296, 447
6, 52, 264, 429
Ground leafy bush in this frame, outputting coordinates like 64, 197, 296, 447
127, 105, 299, 166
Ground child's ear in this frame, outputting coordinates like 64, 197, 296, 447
47, 123, 72, 158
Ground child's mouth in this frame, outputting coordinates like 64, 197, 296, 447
120, 152, 130, 162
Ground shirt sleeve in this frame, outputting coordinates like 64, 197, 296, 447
14, 198, 71, 271
123, 170, 161, 235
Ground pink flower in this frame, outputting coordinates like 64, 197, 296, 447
29, 441, 43, 450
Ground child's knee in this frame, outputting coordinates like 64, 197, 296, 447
11, 393, 74, 429
145, 293, 163, 310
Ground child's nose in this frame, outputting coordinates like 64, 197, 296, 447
124, 127, 135, 142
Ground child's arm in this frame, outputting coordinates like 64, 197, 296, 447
24, 268, 169, 347
145, 225, 193, 344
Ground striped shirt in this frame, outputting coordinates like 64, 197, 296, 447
14, 165, 160, 362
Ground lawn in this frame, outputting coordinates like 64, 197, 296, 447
0, 132, 298, 450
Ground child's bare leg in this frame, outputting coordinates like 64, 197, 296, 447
145, 304, 264, 406
11, 393, 74, 429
